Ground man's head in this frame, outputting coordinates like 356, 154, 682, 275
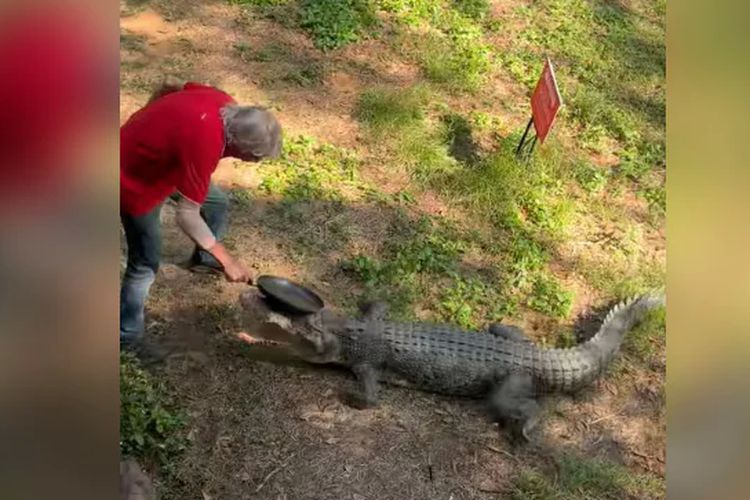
221, 105, 282, 162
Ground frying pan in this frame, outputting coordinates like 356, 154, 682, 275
254, 275, 325, 315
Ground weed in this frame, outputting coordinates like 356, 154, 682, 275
574, 161, 609, 194
383, 1, 493, 91
527, 274, 573, 318
512, 453, 664, 499
234, 41, 289, 63
639, 183, 666, 217
555, 327, 577, 348
452, 0, 489, 21
300, 0, 379, 51
229, 188, 254, 209
342, 215, 468, 318
257, 135, 364, 201
438, 276, 497, 330
120, 353, 186, 470
622, 304, 665, 363
355, 85, 457, 177
355, 85, 431, 136
507, 235, 548, 289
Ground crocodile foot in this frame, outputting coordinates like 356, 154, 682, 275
487, 372, 541, 443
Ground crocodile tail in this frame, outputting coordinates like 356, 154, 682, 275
581, 291, 666, 372
530, 291, 664, 392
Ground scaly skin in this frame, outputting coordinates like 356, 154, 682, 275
238, 291, 665, 440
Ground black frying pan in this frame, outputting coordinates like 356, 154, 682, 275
254, 275, 325, 315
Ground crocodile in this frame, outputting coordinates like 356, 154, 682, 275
236, 289, 665, 440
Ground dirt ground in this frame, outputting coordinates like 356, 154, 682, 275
120, 1, 665, 498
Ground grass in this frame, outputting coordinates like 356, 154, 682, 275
511, 453, 664, 499
354, 85, 580, 319
382, 1, 494, 92
621, 304, 666, 365
497, 0, 665, 211
256, 135, 365, 202
300, 0, 379, 51
120, 353, 186, 472
342, 214, 470, 319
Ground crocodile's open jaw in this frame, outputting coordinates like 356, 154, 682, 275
236, 288, 327, 359
237, 288, 345, 364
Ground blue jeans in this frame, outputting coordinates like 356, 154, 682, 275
120, 184, 229, 343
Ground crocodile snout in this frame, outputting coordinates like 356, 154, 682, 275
239, 288, 264, 310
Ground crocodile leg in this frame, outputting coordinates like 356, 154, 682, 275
488, 323, 532, 343
348, 363, 380, 409
359, 301, 389, 321
487, 372, 540, 442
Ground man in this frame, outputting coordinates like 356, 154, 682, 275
120, 80, 282, 348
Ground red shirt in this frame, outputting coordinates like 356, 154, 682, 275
120, 83, 234, 216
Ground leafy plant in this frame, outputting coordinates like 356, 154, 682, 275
574, 161, 609, 194
300, 0, 379, 50
452, 0, 490, 21
527, 274, 573, 318
257, 135, 363, 201
120, 353, 186, 469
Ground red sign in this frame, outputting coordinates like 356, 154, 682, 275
530, 58, 562, 144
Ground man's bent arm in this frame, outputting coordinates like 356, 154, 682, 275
174, 195, 216, 250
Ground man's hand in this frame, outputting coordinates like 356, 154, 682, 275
208, 242, 252, 283
223, 260, 252, 284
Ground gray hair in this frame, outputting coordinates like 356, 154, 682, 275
221, 104, 282, 159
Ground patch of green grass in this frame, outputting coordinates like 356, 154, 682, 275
342, 215, 470, 318
438, 276, 515, 329
355, 85, 458, 177
355, 85, 432, 136
381, 0, 493, 91
573, 161, 609, 194
229, 188, 254, 209
579, 257, 665, 303
300, 0, 379, 50
622, 303, 666, 363
425, 135, 570, 238
120, 353, 186, 471
499, 0, 665, 171
418, 30, 492, 92
356, 98, 579, 319
452, 0, 489, 21
527, 273, 573, 318
512, 453, 664, 500
257, 135, 364, 201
